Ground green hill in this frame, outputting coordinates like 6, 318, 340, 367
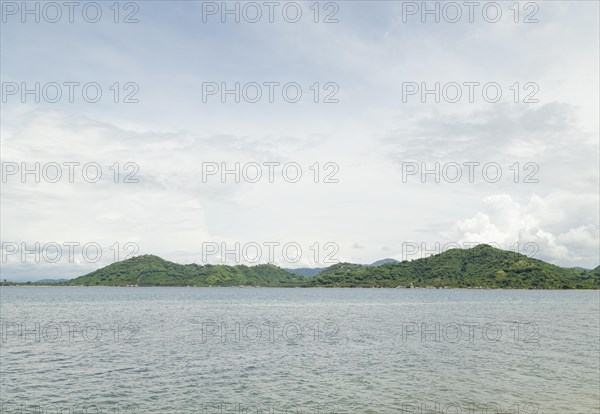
67, 255, 303, 287
61, 245, 599, 289
307, 244, 599, 289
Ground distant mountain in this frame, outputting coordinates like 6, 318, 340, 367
285, 268, 324, 277
285, 258, 398, 277
54, 245, 600, 289
368, 258, 399, 267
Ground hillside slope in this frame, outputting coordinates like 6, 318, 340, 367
68, 255, 303, 287
65, 246, 599, 289
307, 245, 599, 288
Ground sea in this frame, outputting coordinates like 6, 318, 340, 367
1, 287, 599, 413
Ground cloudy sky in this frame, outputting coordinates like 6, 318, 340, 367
1, 1, 598, 280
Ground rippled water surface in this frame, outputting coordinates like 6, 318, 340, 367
1, 287, 599, 413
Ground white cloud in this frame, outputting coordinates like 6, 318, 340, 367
452, 193, 599, 268
1, 2, 598, 279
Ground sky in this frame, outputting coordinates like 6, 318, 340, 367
1, 0, 599, 280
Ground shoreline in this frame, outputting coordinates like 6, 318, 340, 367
1, 284, 599, 291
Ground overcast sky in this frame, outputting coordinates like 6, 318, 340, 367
1, 1, 598, 280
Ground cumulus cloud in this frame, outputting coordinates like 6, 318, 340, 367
451, 193, 599, 268
1, 2, 598, 279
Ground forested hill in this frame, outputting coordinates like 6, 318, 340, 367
306, 244, 599, 289
67, 254, 303, 287
59, 245, 600, 289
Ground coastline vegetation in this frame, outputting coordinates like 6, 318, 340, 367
2, 245, 598, 289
